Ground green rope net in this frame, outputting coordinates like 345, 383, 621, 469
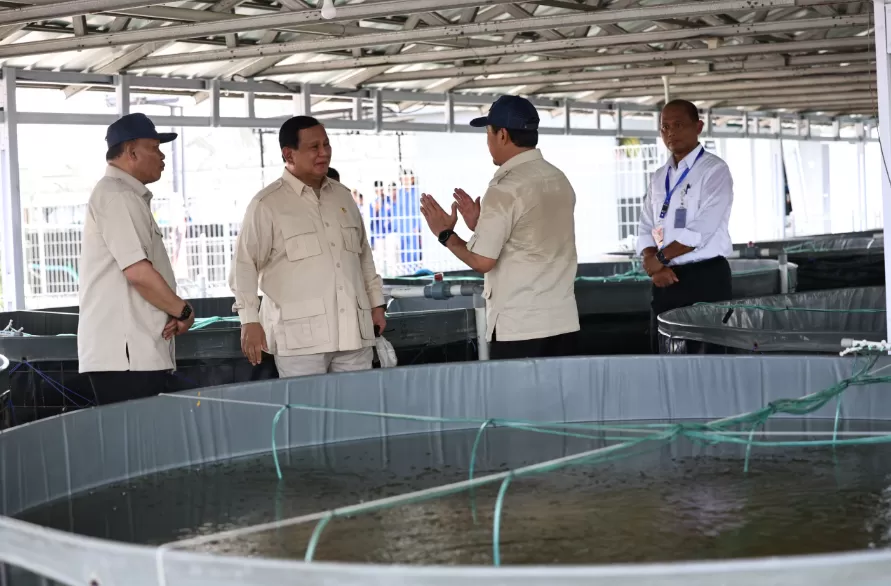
163, 352, 891, 566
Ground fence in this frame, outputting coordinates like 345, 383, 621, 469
615, 144, 663, 243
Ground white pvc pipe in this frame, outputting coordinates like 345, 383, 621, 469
384, 284, 471, 299
778, 250, 789, 293
384, 286, 427, 299
0, 354, 8, 372
473, 293, 489, 361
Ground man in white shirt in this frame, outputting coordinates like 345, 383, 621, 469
78, 113, 195, 405
637, 99, 734, 352
419, 95, 580, 360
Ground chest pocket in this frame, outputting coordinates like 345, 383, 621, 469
148, 223, 166, 261
149, 222, 176, 286
339, 213, 363, 254
281, 217, 322, 262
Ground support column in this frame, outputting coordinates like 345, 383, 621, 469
856, 122, 867, 231
873, 0, 891, 348
244, 91, 255, 119
115, 74, 130, 117
294, 82, 311, 117
445, 92, 454, 133
0, 67, 23, 310
209, 79, 221, 127
563, 100, 571, 135
372, 89, 382, 133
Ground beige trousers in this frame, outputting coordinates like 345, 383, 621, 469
274, 347, 373, 378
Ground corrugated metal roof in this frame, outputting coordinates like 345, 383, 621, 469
0, 0, 877, 116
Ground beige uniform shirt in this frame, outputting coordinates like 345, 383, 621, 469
77, 166, 177, 372
467, 149, 580, 342
229, 170, 384, 357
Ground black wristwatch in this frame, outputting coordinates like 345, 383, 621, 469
655, 250, 670, 266
175, 303, 193, 321
438, 229, 455, 246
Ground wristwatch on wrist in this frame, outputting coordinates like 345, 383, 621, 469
175, 303, 193, 321
438, 229, 455, 246
655, 250, 670, 266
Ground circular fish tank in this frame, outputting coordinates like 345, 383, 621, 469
3, 354, 891, 584
659, 286, 886, 354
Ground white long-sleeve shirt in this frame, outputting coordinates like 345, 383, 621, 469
636, 144, 734, 266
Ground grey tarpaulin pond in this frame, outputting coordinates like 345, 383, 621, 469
733, 230, 883, 292
3, 355, 891, 585
0, 259, 794, 427
612, 230, 883, 293
658, 286, 886, 354
386, 258, 797, 355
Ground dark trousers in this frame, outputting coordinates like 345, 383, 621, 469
490, 330, 578, 360
86, 370, 171, 406
650, 256, 733, 354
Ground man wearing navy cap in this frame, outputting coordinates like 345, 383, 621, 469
78, 113, 194, 405
420, 95, 580, 360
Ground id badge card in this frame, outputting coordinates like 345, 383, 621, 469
674, 207, 687, 229
652, 226, 664, 248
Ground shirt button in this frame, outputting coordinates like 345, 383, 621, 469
325, 222, 330, 227
339, 286, 343, 291
340, 309, 345, 314
331, 242, 336, 247
336, 263, 341, 268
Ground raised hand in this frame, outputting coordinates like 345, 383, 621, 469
420, 193, 458, 236
453, 188, 481, 231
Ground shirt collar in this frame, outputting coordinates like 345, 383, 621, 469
281, 168, 331, 196
667, 143, 704, 172
494, 148, 543, 180
105, 165, 152, 203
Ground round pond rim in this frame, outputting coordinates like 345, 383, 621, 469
4, 354, 891, 585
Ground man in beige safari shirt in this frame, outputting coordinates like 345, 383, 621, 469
230, 116, 386, 378
420, 95, 579, 360
78, 113, 195, 405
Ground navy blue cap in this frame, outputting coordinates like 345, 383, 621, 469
470, 95, 540, 130
105, 113, 177, 149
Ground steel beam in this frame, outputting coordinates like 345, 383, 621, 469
317, 37, 872, 81
129, 1, 854, 69
543, 73, 876, 96
0, 0, 175, 27
0, 0, 520, 59
444, 52, 874, 90
457, 62, 876, 89
3, 109, 874, 139
259, 18, 869, 75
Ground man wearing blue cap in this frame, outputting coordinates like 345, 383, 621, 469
78, 113, 195, 405
420, 95, 580, 360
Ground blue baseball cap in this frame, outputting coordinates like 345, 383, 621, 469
470, 95, 540, 130
105, 113, 177, 149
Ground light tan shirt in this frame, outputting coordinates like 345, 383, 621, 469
229, 170, 384, 357
77, 166, 177, 372
467, 149, 580, 342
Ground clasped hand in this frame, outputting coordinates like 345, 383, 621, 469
642, 254, 679, 288
162, 305, 195, 340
